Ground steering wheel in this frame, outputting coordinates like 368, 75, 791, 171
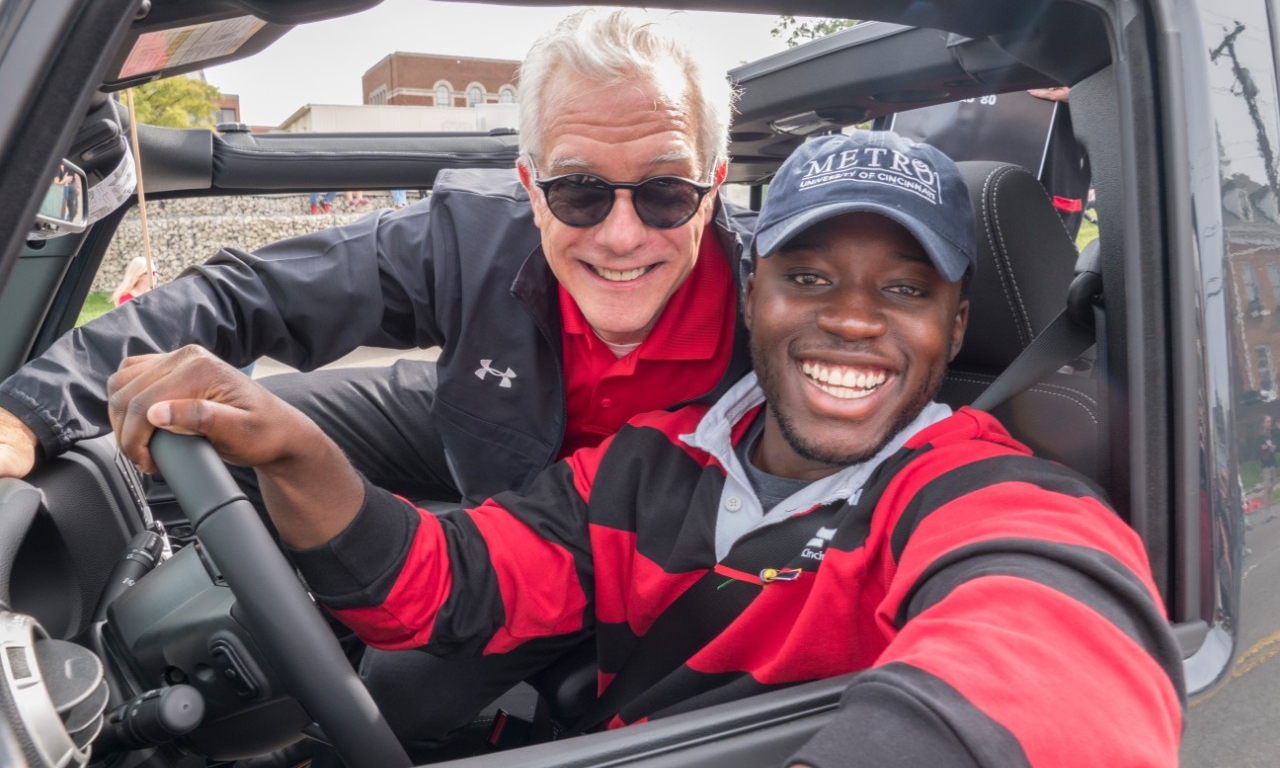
149, 431, 410, 768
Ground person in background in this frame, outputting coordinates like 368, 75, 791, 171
57, 162, 80, 222
345, 190, 370, 209
1260, 414, 1277, 515
111, 256, 157, 306
1027, 86, 1092, 239
308, 191, 336, 215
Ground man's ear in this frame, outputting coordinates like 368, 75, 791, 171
517, 159, 545, 229
947, 298, 970, 362
743, 272, 757, 332
698, 161, 730, 226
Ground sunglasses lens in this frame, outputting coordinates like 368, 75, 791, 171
633, 178, 703, 229
541, 175, 705, 229
545, 175, 615, 227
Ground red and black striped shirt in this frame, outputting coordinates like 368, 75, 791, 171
294, 389, 1183, 766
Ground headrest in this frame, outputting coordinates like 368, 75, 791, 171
953, 161, 1080, 371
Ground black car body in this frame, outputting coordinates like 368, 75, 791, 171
0, 0, 1276, 765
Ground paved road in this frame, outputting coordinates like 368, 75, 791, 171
1183, 509, 1280, 766
252, 346, 439, 378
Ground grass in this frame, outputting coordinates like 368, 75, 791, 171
1242, 460, 1262, 494
1076, 216, 1099, 252
77, 291, 114, 326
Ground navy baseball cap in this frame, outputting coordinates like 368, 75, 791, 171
754, 130, 976, 283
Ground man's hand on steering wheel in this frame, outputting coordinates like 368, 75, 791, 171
106, 345, 363, 548
122, 346, 412, 768
108, 345, 304, 473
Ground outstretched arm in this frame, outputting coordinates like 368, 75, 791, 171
0, 205, 446, 476
788, 444, 1183, 766
108, 344, 596, 658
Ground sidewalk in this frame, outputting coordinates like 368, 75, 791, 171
252, 346, 439, 378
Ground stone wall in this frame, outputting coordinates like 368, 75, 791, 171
93, 192, 402, 293
95, 184, 756, 294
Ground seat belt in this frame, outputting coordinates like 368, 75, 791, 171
970, 308, 1095, 412
971, 254, 1103, 413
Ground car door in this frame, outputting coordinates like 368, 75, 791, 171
1172, 0, 1280, 760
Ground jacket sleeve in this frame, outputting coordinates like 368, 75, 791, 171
0, 204, 449, 457
790, 452, 1185, 767
291, 441, 605, 658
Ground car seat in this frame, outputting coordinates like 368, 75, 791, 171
939, 161, 1102, 482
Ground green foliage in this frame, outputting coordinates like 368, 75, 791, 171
129, 76, 223, 129
76, 291, 114, 327
771, 16, 857, 47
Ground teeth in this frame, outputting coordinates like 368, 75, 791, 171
800, 361, 886, 399
592, 265, 649, 282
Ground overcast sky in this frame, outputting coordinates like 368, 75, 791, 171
205, 1, 794, 127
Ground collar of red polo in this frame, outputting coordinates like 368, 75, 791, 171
558, 232, 732, 361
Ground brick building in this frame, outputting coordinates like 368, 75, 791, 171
214, 93, 240, 125
361, 53, 520, 109
1223, 176, 1280, 404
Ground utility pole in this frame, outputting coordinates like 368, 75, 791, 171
1212, 22, 1280, 199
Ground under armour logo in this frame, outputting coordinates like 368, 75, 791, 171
475, 359, 517, 388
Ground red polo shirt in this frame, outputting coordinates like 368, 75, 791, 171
558, 233, 736, 458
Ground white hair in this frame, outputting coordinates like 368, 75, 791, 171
517, 9, 737, 180
111, 256, 152, 304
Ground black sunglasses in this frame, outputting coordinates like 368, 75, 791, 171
533, 173, 713, 230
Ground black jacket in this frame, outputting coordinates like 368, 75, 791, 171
0, 169, 756, 501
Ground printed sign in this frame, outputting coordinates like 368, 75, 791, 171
889, 92, 1058, 177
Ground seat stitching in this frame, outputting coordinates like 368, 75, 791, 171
943, 373, 995, 385
943, 373, 1099, 423
1020, 380, 1099, 410
1018, 388, 1099, 424
982, 166, 1032, 347
1017, 167, 1082, 252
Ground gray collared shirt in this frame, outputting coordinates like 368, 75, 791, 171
681, 373, 953, 561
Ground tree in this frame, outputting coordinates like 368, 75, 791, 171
128, 75, 223, 129
771, 16, 858, 47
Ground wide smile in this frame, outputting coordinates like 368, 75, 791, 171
588, 263, 657, 283
799, 360, 889, 400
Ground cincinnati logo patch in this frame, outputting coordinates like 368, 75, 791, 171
800, 526, 837, 561
799, 146, 942, 204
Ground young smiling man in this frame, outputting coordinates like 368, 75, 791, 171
108, 130, 1184, 765
746, 208, 965, 479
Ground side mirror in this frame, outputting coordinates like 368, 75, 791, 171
31, 161, 89, 239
